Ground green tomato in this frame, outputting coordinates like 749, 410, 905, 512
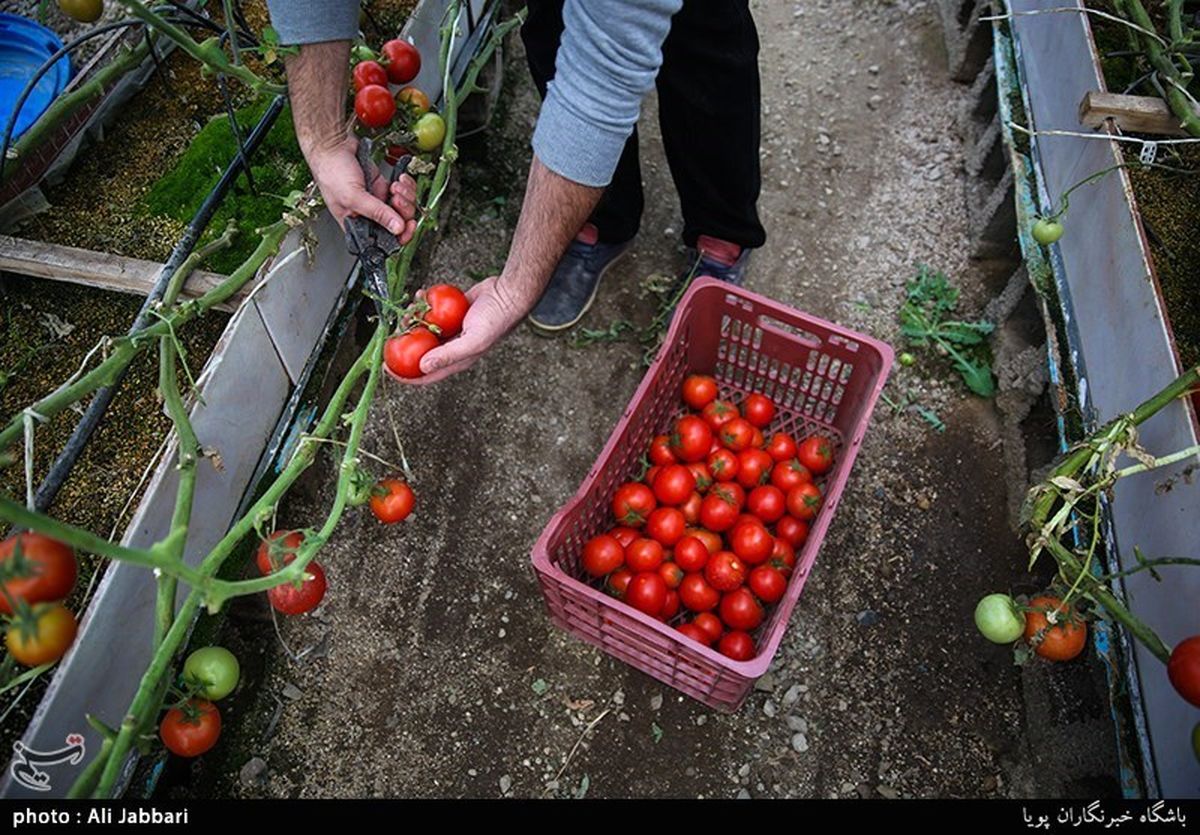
183, 646, 240, 701
413, 112, 446, 152
351, 44, 378, 64
974, 593, 1025, 644
1031, 218, 1064, 246
57, 0, 104, 23
898, 352, 915, 367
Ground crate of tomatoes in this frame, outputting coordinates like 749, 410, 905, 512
532, 277, 893, 711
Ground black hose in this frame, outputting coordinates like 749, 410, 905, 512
31, 94, 287, 515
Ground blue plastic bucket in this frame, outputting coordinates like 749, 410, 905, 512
0, 13, 72, 142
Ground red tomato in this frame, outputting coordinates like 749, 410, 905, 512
736, 449, 774, 488
582, 534, 625, 577
751, 428, 766, 449
700, 492, 739, 532
746, 485, 786, 524
771, 537, 796, 573
685, 528, 723, 555
1169, 636, 1200, 707
652, 464, 695, 506
612, 482, 656, 527
660, 589, 680, 620
730, 521, 774, 565
160, 700, 221, 758
255, 530, 303, 576
771, 458, 813, 492
680, 491, 703, 525
743, 393, 776, 428
701, 399, 739, 431
797, 436, 835, 475
679, 573, 720, 612
658, 562, 684, 590
352, 60, 389, 92
765, 432, 797, 462
719, 418, 756, 452
607, 568, 633, 598
381, 39, 421, 84
384, 328, 439, 378
423, 284, 469, 338
670, 415, 713, 463
649, 434, 677, 466
626, 572, 667, 616
385, 144, 414, 165
718, 630, 755, 661
686, 462, 713, 494
674, 536, 710, 573
369, 478, 414, 524
749, 565, 787, 604
354, 84, 396, 128
609, 526, 638, 548
720, 587, 765, 631
645, 507, 686, 547
705, 551, 746, 592
786, 483, 823, 521
694, 612, 724, 644
682, 374, 719, 410
678, 622, 711, 645
712, 482, 745, 510
267, 561, 328, 615
0, 533, 77, 615
776, 516, 809, 548
706, 448, 739, 482
625, 538, 665, 572
644, 465, 660, 486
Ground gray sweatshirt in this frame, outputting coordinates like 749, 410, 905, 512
266, 0, 682, 187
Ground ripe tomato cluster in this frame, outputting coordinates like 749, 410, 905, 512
582, 374, 835, 661
161, 646, 242, 759
384, 283, 471, 379
350, 40, 446, 153
0, 533, 79, 668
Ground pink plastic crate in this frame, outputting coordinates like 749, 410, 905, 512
532, 277, 893, 711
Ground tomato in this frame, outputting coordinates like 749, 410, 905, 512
652, 464, 695, 506
720, 588, 765, 631
397, 86, 431, 116
736, 449, 773, 488
682, 375, 719, 410
609, 526, 638, 548
719, 418, 756, 452
612, 482, 656, 527
645, 507, 686, 547
385, 328, 439, 378
649, 434, 677, 466
582, 534, 624, 577
670, 415, 713, 463
694, 612, 724, 643
748, 565, 787, 604
680, 491, 703, 525
786, 483, 823, 521
57, 0, 103, 23
797, 436, 834, 475
974, 594, 1025, 644
423, 284, 469, 338
267, 562, 328, 616
658, 562, 684, 590
351, 44, 378, 64
5, 603, 76, 667
706, 449, 739, 482
775, 515, 809, 548
746, 485, 785, 524
718, 630, 755, 661
625, 538, 665, 573
352, 60, 389, 92
1168, 636, 1200, 707
705, 551, 746, 592
381, 39, 421, 84
729, 521, 773, 565
701, 399, 738, 431
644, 465, 660, 486
674, 536, 710, 573
765, 432, 797, 462
413, 112, 446, 152
679, 574, 720, 612
1023, 596, 1087, 661
255, 530, 302, 575
607, 568, 633, 598
677, 623, 711, 645
183, 647, 240, 701
626, 572, 667, 617
354, 84, 396, 129
699, 491, 739, 532
685, 528, 723, 555
771, 537, 796, 573
743, 393, 775, 428
0, 533, 76, 615
898, 352, 916, 367
771, 458, 812, 492
385, 143, 415, 165
686, 462, 712, 494
160, 700, 221, 758
660, 589, 680, 620
713, 482, 745, 510
369, 478, 415, 524
1032, 217, 1064, 246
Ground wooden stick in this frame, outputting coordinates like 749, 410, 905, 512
1079, 90, 1200, 137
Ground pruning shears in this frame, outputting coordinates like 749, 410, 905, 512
344, 138, 413, 317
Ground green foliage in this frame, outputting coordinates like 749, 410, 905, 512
899, 265, 996, 397
143, 100, 309, 274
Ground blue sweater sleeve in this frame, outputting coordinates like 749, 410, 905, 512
532, 0, 683, 187
266, 0, 361, 45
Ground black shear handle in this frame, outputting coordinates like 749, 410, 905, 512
344, 143, 413, 255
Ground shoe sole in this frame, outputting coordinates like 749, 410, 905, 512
527, 246, 631, 335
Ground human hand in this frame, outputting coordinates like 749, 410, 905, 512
308, 137, 418, 244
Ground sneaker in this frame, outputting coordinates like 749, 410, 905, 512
682, 234, 751, 287
528, 225, 632, 333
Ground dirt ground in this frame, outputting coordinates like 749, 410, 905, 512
176, 0, 1122, 799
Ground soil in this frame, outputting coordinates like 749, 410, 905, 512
171, 0, 1121, 800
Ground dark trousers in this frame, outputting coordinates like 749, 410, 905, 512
520, 0, 766, 250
